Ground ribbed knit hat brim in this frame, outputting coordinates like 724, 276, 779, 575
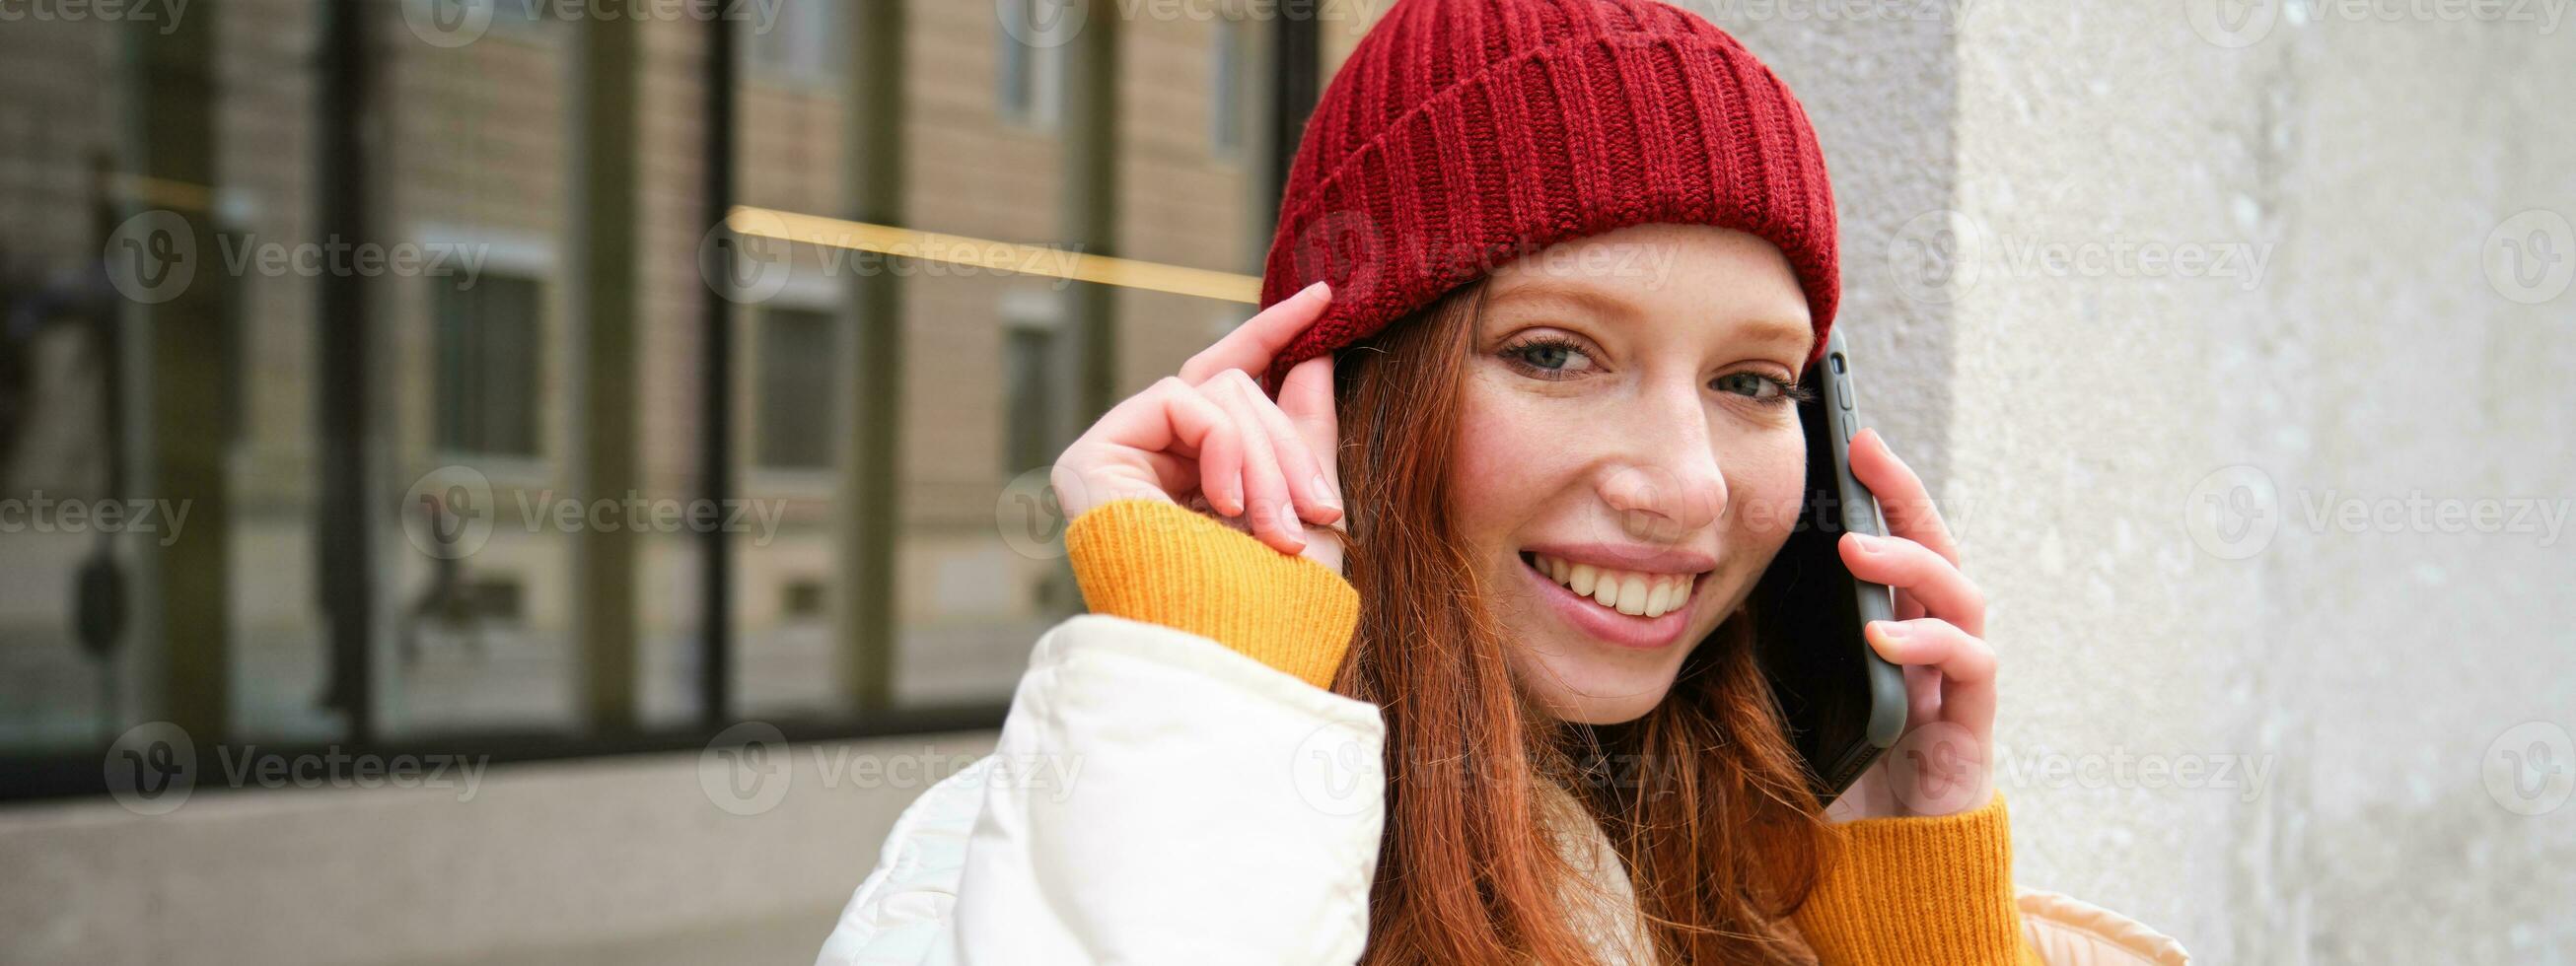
1259, 0, 1839, 391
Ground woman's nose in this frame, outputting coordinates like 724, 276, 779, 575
1596, 401, 1727, 543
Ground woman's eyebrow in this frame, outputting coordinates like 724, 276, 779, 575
1483, 278, 1637, 321
1486, 278, 1813, 354
1734, 317, 1816, 353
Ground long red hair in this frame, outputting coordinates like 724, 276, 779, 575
1326, 279, 1829, 965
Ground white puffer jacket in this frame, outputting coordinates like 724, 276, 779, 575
811, 613, 2190, 965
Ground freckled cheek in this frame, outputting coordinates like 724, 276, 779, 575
1727, 435, 1810, 547
1451, 389, 1586, 549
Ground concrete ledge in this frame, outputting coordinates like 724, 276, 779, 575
0, 729, 1000, 965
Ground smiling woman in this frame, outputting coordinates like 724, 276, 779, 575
816, 0, 2185, 963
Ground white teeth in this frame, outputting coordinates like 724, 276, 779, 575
1529, 553, 1698, 619
1614, 576, 1648, 615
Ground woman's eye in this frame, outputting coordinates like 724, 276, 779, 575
1711, 371, 1796, 403
1502, 337, 1595, 378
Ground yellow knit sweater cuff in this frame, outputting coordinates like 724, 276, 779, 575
1791, 790, 2038, 965
1063, 498, 1359, 690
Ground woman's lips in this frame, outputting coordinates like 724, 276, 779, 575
1516, 553, 1701, 650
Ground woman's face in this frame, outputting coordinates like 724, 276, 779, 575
1456, 223, 1815, 724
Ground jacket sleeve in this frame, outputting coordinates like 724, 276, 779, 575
944, 499, 1385, 964
1789, 790, 2045, 966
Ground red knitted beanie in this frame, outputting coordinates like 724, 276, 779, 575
1258, 0, 1839, 393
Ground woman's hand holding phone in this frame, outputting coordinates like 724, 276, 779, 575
1827, 427, 2000, 821
1049, 281, 1350, 575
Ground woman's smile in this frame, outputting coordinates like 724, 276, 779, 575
1516, 548, 1710, 650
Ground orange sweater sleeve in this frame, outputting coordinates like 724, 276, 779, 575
1065, 499, 2033, 963
1790, 790, 2041, 965
1061, 498, 1359, 689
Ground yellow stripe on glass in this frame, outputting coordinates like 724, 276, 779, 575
726, 206, 1262, 305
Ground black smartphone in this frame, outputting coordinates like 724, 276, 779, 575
1749, 326, 1908, 806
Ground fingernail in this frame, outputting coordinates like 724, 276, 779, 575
1313, 474, 1339, 508
1853, 532, 1882, 552
1303, 280, 1331, 300
1874, 620, 1905, 640
1278, 502, 1301, 534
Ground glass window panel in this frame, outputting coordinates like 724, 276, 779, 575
756, 307, 837, 470
0, 0, 1321, 799
721, 2, 1288, 720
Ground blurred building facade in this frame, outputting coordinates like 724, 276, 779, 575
0, 0, 1286, 750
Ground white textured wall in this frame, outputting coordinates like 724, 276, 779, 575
1716, 1, 2576, 961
